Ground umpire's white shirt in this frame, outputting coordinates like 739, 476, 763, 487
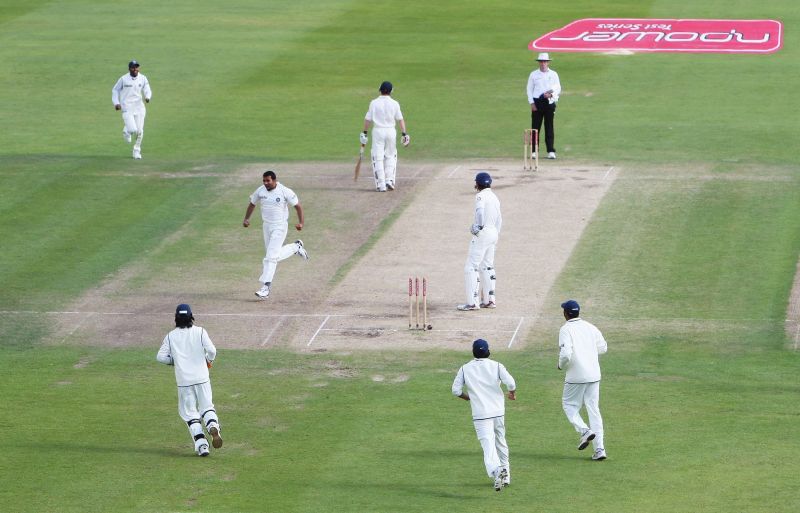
250, 183, 299, 224
474, 188, 502, 232
526, 68, 561, 104
558, 318, 607, 383
365, 95, 404, 128
452, 358, 516, 420
112, 73, 152, 111
157, 326, 217, 387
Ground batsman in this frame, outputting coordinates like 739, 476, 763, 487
360, 81, 409, 192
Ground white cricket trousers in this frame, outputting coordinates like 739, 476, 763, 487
473, 416, 509, 479
177, 381, 220, 450
259, 222, 299, 284
121, 108, 146, 152
370, 126, 397, 190
464, 226, 498, 306
562, 381, 604, 451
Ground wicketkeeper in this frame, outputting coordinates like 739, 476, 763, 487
156, 304, 223, 457
452, 339, 516, 491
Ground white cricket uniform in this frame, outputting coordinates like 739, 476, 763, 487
157, 325, 220, 451
250, 183, 301, 284
526, 68, 561, 105
464, 188, 502, 306
365, 95, 404, 190
558, 317, 608, 451
452, 358, 516, 479
111, 73, 151, 154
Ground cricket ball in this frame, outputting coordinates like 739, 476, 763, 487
427, 324, 433, 330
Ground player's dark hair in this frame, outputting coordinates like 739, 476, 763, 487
564, 309, 579, 319
175, 314, 194, 328
263, 170, 277, 180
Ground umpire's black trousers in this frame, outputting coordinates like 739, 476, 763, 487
531, 97, 557, 154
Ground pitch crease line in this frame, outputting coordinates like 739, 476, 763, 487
446, 165, 462, 178
507, 317, 525, 348
603, 167, 615, 180
261, 316, 285, 346
307, 315, 330, 347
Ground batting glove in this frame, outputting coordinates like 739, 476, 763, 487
360, 132, 368, 145
401, 133, 410, 146
470, 224, 482, 236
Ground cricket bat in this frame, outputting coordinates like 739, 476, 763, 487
354, 144, 365, 181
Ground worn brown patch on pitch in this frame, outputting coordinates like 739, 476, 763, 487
786, 258, 800, 350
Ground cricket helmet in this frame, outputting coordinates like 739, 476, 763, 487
472, 338, 490, 358
475, 172, 492, 187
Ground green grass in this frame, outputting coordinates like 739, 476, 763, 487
2, 0, 800, 511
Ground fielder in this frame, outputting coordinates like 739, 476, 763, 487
156, 304, 223, 457
243, 170, 309, 299
452, 339, 516, 491
111, 60, 151, 159
361, 81, 409, 192
457, 172, 501, 311
558, 299, 608, 461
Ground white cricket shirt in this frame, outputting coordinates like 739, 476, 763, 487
474, 188, 502, 232
112, 73, 152, 111
452, 358, 516, 420
249, 183, 299, 224
526, 68, 561, 104
558, 318, 607, 383
157, 325, 217, 387
365, 95, 404, 128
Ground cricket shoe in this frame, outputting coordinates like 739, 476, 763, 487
386, 182, 395, 190
480, 301, 496, 309
578, 429, 596, 450
123, 131, 132, 143
133, 150, 142, 160
197, 442, 210, 457
531, 152, 537, 159
494, 468, 508, 492
547, 152, 557, 159
456, 304, 479, 311
592, 449, 607, 461
208, 425, 223, 449
255, 284, 270, 299
502, 471, 511, 487
295, 240, 310, 260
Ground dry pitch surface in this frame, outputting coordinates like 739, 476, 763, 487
47, 160, 617, 352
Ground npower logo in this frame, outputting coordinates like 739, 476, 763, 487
530, 18, 782, 54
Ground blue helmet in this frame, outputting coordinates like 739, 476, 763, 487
475, 172, 492, 187
472, 338, 490, 358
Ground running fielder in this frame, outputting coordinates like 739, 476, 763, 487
457, 172, 501, 311
361, 81, 409, 192
156, 304, 223, 457
243, 170, 309, 299
452, 339, 516, 491
558, 299, 608, 461
111, 60, 151, 159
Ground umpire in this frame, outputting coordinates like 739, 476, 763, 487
526, 52, 561, 159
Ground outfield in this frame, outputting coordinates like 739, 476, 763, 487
2, 1, 800, 512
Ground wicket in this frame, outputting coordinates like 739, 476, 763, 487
524, 128, 539, 171
408, 276, 429, 330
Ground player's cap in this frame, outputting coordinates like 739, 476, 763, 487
175, 303, 193, 317
537, 52, 551, 61
128, 60, 140, 68
475, 172, 492, 187
472, 338, 490, 358
379, 81, 393, 94
560, 299, 580, 312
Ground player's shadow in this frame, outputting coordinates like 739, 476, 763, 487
19, 441, 192, 458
